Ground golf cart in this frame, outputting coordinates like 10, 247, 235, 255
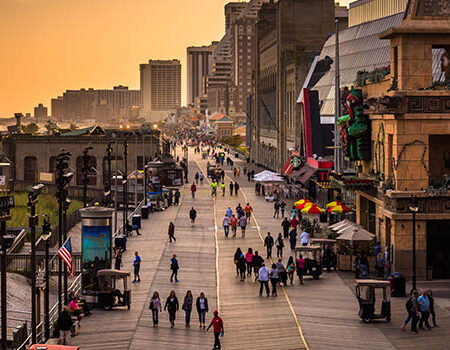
355, 279, 391, 323
294, 246, 323, 279
97, 269, 131, 310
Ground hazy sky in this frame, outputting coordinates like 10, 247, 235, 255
0, 0, 351, 117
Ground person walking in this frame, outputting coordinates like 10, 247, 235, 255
289, 228, 297, 250
168, 222, 176, 242
286, 256, 296, 285
300, 230, 309, 246
191, 182, 197, 199
174, 190, 180, 205
114, 247, 123, 270
418, 290, 432, 330
270, 263, 279, 296
164, 291, 179, 328
229, 181, 234, 196
211, 180, 218, 196
264, 232, 274, 259
182, 290, 193, 328
196, 292, 209, 328
290, 216, 299, 232
222, 214, 230, 237
189, 207, 197, 225
220, 169, 225, 182
245, 248, 254, 276
282, 217, 290, 239
221, 182, 226, 196
133, 251, 141, 283
276, 233, 284, 258
230, 214, 238, 237
428, 289, 438, 327
226, 207, 233, 218
195, 172, 199, 184
277, 258, 288, 286
149, 291, 162, 327
273, 201, 280, 218
244, 202, 253, 223
280, 201, 286, 217
234, 182, 240, 195
170, 254, 179, 283
238, 254, 247, 281
199, 172, 204, 184
409, 290, 420, 334
258, 263, 270, 297
233, 247, 242, 276
233, 167, 237, 177
376, 253, 384, 278
252, 251, 264, 282
296, 254, 306, 285
58, 306, 73, 345
239, 215, 247, 237
206, 310, 224, 350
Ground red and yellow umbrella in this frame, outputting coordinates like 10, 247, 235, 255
328, 204, 352, 213
294, 198, 309, 206
326, 200, 342, 208
295, 200, 312, 210
301, 203, 325, 214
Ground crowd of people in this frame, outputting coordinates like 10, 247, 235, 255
402, 289, 438, 334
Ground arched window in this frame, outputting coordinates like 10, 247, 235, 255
24, 156, 38, 182
76, 156, 97, 186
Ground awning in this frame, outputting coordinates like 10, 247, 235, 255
291, 165, 316, 185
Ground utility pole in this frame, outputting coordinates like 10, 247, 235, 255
55, 150, 73, 313
28, 183, 44, 344
82, 147, 93, 207
0, 195, 15, 350
334, 18, 343, 173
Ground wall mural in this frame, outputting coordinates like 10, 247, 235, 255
337, 88, 371, 161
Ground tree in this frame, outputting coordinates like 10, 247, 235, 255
44, 120, 60, 135
22, 123, 39, 134
222, 134, 242, 148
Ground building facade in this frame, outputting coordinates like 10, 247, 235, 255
225, 1, 248, 32
251, 0, 337, 171
349, 0, 408, 26
51, 97, 64, 120
34, 103, 48, 120
140, 59, 181, 121
187, 43, 217, 106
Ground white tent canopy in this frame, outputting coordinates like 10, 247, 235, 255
253, 170, 284, 182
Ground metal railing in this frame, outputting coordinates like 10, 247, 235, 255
7, 253, 82, 275
15, 274, 82, 350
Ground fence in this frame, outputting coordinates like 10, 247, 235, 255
7, 252, 82, 275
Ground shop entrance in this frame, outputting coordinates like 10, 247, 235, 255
427, 220, 450, 278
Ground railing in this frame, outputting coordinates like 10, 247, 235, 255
6, 229, 27, 254
7, 253, 82, 275
113, 198, 145, 238
15, 274, 82, 350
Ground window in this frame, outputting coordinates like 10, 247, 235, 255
24, 156, 38, 182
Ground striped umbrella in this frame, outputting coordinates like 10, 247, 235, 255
326, 200, 342, 208
328, 204, 352, 213
295, 200, 312, 210
301, 204, 325, 214
294, 198, 309, 206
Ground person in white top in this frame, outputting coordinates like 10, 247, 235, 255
222, 215, 230, 237
300, 231, 309, 246
258, 264, 270, 297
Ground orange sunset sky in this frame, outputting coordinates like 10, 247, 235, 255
0, 0, 351, 118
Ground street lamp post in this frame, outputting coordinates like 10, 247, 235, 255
409, 195, 419, 292
41, 215, 52, 341
105, 143, 113, 207
28, 184, 44, 345
123, 137, 129, 236
0, 195, 15, 350
55, 150, 73, 313
82, 147, 93, 207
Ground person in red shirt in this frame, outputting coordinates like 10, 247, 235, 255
191, 182, 197, 199
229, 214, 238, 237
244, 203, 253, 223
207, 310, 224, 349
290, 217, 299, 231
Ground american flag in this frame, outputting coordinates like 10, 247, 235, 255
58, 238, 74, 278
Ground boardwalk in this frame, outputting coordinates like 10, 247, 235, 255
71, 147, 450, 350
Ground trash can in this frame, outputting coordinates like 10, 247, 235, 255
115, 235, 127, 252
141, 206, 149, 220
132, 214, 142, 229
390, 273, 406, 297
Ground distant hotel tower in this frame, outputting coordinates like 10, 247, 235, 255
140, 59, 181, 122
